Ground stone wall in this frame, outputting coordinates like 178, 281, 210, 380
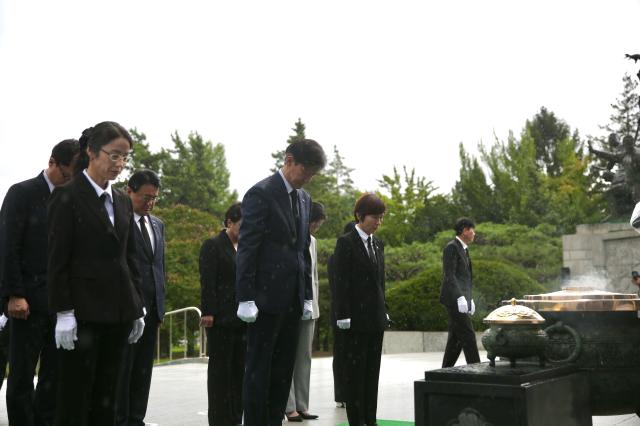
563, 223, 640, 293
381, 331, 485, 354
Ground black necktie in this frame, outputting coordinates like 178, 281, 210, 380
367, 236, 377, 264
290, 190, 300, 236
139, 216, 153, 256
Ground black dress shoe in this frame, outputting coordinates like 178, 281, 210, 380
286, 414, 303, 422
300, 412, 319, 420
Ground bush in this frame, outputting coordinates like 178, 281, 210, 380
386, 259, 546, 331
154, 204, 221, 311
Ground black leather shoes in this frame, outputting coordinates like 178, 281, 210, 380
286, 414, 303, 422
300, 412, 319, 420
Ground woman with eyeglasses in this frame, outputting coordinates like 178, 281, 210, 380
48, 121, 145, 426
333, 193, 389, 426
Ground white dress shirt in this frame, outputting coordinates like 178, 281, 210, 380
42, 169, 55, 193
83, 170, 115, 226
134, 213, 155, 254
355, 224, 376, 263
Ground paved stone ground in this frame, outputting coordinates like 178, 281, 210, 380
0, 352, 637, 425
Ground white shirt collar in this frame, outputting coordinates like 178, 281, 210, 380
42, 170, 55, 193
278, 169, 295, 194
355, 224, 371, 243
83, 169, 113, 201
456, 236, 468, 250
134, 212, 146, 224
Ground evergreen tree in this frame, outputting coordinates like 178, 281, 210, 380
161, 131, 237, 217
451, 144, 500, 223
271, 118, 305, 172
525, 107, 577, 176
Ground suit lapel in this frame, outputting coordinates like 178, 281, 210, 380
455, 239, 471, 271
135, 219, 154, 261
350, 229, 377, 275
272, 173, 297, 238
112, 190, 128, 243
149, 216, 161, 260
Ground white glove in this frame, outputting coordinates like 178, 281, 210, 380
470, 299, 476, 316
457, 296, 469, 314
0, 314, 7, 331
337, 318, 351, 330
128, 316, 145, 344
301, 300, 313, 320
55, 311, 78, 350
237, 301, 259, 323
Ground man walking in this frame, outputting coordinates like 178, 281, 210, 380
1, 140, 79, 425
117, 170, 166, 426
236, 139, 326, 426
440, 217, 480, 368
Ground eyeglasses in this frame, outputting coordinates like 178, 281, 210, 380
141, 194, 161, 203
101, 149, 131, 163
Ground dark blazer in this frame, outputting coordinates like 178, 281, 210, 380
236, 172, 312, 314
47, 173, 144, 323
199, 230, 243, 327
333, 228, 388, 332
134, 214, 166, 321
0, 172, 51, 312
439, 238, 472, 308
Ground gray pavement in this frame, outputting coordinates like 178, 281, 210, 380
0, 352, 637, 425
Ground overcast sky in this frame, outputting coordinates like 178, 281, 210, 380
1, 0, 639, 203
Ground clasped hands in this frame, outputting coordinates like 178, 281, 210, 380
236, 300, 314, 323
457, 296, 476, 315
55, 309, 146, 350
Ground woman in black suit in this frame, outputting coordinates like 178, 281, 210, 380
47, 122, 145, 426
333, 193, 389, 426
199, 203, 245, 426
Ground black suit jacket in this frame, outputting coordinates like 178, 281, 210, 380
439, 238, 473, 309
333, 228, 388, 332
134, 214, 166, 321
47, 173, 144, 323
236, 172, 312, 314
0, 172, 51, 312
200, 230, 244, 327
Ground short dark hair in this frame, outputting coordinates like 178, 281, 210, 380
128, 169, 160, 192
76, 121, 133, 171
51, 139, 80, 166
310, 202, 326, 223
353, 193, 386, 222
285, 139, 327, 170
224, 202, 242, 227
454, 217, 475, 235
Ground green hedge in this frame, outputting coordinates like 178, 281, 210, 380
386, 259, 546, 331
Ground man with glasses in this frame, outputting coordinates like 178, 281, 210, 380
0, 139, 79, 426
236, 139, 326, 426
117, 169, 166, 426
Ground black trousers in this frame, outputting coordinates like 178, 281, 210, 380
442, 308, 480, 368
7, 311, 57, 426
344, 330, 383, 426
243, 304, 301, 426
207, 325, 246, 426
55, 322, 130, 426
0, 318, 10, 392
116, 314, 160, 426
332, 326, 347, 403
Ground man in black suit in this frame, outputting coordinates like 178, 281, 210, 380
0, 139, 79, 426
334, 194, 388, 426
200, 202, 244, 426
440, 217, 480, 368
236, 139, 326, 426
117, 170, 166, 426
